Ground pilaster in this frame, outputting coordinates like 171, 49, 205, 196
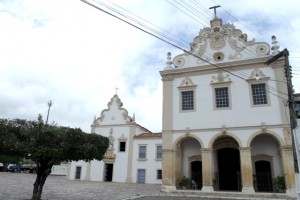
126, 125, 136, 183
240, 147, 255, 193
201, 148, 214, 192
161, 75, 173, 131
162, 149, 176, 190
85, 161, 91, 181
280, 146, 296, 195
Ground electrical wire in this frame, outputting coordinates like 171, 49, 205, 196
81, 0, 289, 101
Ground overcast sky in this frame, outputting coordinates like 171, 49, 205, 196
1, 0, 300, 133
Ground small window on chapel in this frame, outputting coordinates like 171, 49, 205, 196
119, 142, 126, 152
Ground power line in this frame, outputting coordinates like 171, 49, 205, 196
81, 0, 288, 101
164, 0, 209, 27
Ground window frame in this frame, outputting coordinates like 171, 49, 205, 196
249, 82, 270, 107
138, 145, 147, 160
119, 141, 126, 152
156, 145, 162, 160
156, 169, 162, 180
177, 77, 197, 113
181, 90, 195, 111
211, 83, 232, 110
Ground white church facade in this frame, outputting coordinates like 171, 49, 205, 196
68, 9, 296, 197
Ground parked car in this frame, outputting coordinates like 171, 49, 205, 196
7, 163, 21, 172
0, 163, 4, 171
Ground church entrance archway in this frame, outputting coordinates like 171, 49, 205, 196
213, 136, 241, 191
175, 137, 202, 190
250, 134, 282, 192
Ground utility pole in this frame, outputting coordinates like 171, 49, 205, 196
265, 48, 299, 172
45, 100, 53, 125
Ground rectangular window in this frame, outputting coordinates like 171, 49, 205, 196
119, 142, 126, 152
157, 169, 162, 180
139, 146, 147, 159
251, 83, 267, 105
137, 169, 146, 183
215, 87, 229, 108
156, 145, 162, 159
181, 91, 194, 110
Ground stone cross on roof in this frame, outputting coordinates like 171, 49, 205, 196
209, 5, 221, 18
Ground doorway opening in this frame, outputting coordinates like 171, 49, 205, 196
217, 148, 241, 191
104, 164, 113, 182
75, 166, 81, 180
255, 160, 273, 192
191, 161, 202, 189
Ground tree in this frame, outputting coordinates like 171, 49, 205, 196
0, 115, 109, 200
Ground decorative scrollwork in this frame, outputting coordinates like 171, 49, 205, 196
174, 57, 185, 68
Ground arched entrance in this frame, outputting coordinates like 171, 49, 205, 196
175, 137, 202, 190
213, 136, 241, 191
250, 134, 282, 192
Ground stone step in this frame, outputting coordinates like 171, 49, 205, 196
170, 190, 296, 199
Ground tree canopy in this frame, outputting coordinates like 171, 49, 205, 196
0, 115, 109, 200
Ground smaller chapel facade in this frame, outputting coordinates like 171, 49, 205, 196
67, 95, 162, 184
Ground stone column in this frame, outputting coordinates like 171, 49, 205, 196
161, 149, 176, 192
201, 148, 214, 192
239, 147, 255, 193
280, 146, 296, 195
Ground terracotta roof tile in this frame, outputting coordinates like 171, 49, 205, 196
133, 132, 162, 139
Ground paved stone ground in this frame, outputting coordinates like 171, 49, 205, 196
0, 172, 295, 200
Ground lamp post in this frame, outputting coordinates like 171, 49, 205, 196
45, 100, 53, 125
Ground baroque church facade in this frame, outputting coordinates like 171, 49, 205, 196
68, 10, 296, 197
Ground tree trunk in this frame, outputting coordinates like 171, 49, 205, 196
32, 164, 52, 200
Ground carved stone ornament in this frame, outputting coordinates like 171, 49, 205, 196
118, 134, 127, 141
256, 44, 269, 55
189, 18, 257, 61
108, 129, 115, 149
178, 77, 197, 88
104, 149, 116, 161
173, 57, 185, 68
247, 69, 268, 80
211, 72, 231, 84
213, 52, 224, 61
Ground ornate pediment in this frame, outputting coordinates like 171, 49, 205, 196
178, 77, 197, 88
92, 94, 133, 127
247, 68, 269, 81
211, 72, 231, 84
118, 134, 127, 141
190, 19, 256, 58
170, 16, 270, 69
